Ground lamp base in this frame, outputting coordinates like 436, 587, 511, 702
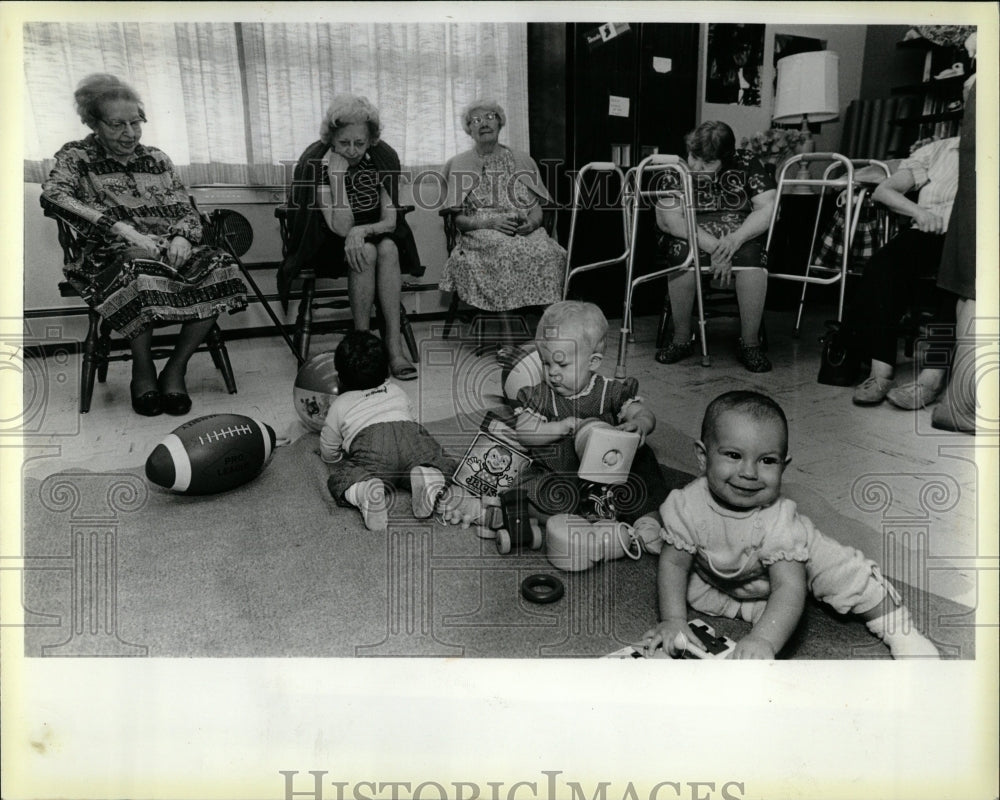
785, 131, 815, 195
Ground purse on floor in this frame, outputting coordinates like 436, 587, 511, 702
817, 320, 863, 386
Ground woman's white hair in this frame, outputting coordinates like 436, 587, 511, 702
461, 99, 506, 136
319, 94, 381, 146
74, 73, 145, 128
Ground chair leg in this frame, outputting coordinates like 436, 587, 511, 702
294, 277, 316, 363
207, 323, 238, 394
79, 310, 102, 413
96, 319, 113, 383
442, 293, 460, 339
400, 303, 419, 362
656, 295, 673, 350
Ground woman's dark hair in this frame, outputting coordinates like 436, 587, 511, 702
74, 73, 145, 128
334, 331, 390, 392
684, 120, 737, 164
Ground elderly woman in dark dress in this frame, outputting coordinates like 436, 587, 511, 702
653, 120, 776, 373
279, 94, 418, 380
41, 74, 248, 416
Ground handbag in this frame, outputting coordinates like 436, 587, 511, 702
817, 320, 863, 386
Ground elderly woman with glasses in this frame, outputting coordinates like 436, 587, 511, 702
40, 73, 247, 417
440, 99, 567, 347
42, 74, 246, 416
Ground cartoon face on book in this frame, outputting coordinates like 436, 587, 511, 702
454, 434, 530, 498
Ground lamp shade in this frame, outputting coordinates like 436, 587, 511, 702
773, 51, 840, 124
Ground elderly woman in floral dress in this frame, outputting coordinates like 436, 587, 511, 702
654, 120, 776, 373
440, 99, 567, 348
41, 73, 247, 416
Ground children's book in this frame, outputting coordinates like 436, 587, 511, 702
452, 412, 532, 499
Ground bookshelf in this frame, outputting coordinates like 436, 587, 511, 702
887, 37, 968, 157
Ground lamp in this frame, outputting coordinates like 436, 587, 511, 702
773, 51, 840, 191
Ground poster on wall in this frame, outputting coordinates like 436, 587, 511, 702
705, 22, 765, 105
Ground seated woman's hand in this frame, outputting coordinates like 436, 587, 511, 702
164, 235, 193, 269
731, 633, 776, 660
326, 152, 351, 174
712, 231, 744, 267
912, 207, 947, 235
481, 214, 520, 236
112, 221, 160, 257
344, 227, 372, 272
513, 216, 535, 236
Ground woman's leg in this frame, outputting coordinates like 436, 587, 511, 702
159, 316, 217, 394
374, 239, 409, 366
734, 267, 767, 345
348, 243, 378, 332
665, 271, 696, 344
129, 326, 157, 394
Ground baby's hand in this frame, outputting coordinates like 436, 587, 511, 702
731, 634, 776, 660
639, 618, 692, 658
616, 420, 646, 447
562, 417, 583, 436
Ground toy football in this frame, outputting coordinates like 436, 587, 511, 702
293, 350, 339, 432
145, 414, 276, 495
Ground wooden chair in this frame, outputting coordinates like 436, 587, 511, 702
274, 205, 422, 363
438, 204, 559, 344
41, 199, 237, 413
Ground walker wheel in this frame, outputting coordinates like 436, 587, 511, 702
529, 520, 543, 550
520, 573, 565, 604
496, 529, 512, 555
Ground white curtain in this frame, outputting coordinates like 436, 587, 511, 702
23, 22, 530, 186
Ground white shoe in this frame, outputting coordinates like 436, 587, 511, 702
410, 466, 446, 519
355, 478, 389, 532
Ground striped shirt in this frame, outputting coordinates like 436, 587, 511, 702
899, 137, 960, 232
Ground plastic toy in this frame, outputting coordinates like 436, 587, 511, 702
293, 350, 339, 432
452, 412, 532, 500
545, 514, 661, 572
494, 489, 544, 554
520, 574, 565, 604
574, 420, 641, 518
145, 414, 276, 494
604, 620, 735, 659
675, 619, 736, 659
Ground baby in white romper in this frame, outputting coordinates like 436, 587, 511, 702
641, 390, 940, 659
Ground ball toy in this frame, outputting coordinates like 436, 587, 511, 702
498, 342, 543, 404
294, 350, 340, 432
145, 414, 276, 495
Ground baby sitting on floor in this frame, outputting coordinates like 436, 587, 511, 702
319, 331, 483, 531
640, 390, 940, 659
509, 300, 670, 560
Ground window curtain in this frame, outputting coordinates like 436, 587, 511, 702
23, 22, 530, 187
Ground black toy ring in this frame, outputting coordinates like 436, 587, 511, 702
520, 573, 565, 604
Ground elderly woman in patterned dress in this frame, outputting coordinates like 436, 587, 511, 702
440, 99, 567, 348
654, 120, 776, 373
41, 73, 247, 416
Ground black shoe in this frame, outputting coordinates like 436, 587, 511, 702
655, 341, 694, 364
157, 374, 192, 416
737, 339, 772, 373
130, 382, 163, 417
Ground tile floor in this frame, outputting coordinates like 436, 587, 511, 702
18, 304, 986, 606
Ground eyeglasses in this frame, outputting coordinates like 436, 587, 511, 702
100, 117, 145, 133
469, 112, 498, 125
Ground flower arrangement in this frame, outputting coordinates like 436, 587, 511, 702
740, 128, 811, 164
